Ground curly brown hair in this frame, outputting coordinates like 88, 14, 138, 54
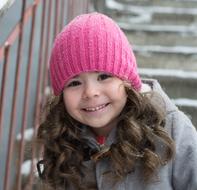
36, 86, 175, 189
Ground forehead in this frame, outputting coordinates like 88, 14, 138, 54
71, 71, 110, 79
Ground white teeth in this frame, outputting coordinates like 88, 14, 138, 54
84, 104, 107, 112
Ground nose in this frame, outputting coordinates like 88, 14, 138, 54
82, 81, 100, 99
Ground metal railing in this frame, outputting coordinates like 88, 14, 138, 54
0, 0, 90, 189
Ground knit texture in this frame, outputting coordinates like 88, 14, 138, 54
49, 12, 142, 95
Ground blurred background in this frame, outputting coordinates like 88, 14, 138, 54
0, 0, 197, 189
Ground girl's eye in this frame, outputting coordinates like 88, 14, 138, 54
98, 74, 112, 81
67, 81, 81, 87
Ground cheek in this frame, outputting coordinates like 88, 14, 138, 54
119, 91, 127, 106
112, 84, 127, 105
112, 83, 127, 98
63, 98, 78, 121
63, 92, 78, 112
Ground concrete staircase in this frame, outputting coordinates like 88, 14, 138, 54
103, 0, 197, 127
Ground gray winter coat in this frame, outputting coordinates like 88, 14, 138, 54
79, 79, 197, 190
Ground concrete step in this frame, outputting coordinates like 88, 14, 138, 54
136, 52, 197, 71
125, 31, 197, 46
133, 45, 197, 54
107, 0, 197, 26
132, 45, 197, 71
113, 0, 197, 9
139, 68, 197, 99
119, 22, 197, 35
152, 12, 197, 25
109, 7, 197, 26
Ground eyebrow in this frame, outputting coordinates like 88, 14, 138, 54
72, 72, 100, 79
72, 75, 79, 79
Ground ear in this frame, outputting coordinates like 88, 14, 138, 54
123, 80, 132, 89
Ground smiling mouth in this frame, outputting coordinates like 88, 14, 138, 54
83, 103, 110, 112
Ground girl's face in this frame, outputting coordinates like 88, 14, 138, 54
63, 72, 127, 136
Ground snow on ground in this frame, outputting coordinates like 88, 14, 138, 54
0, 0, 14, 15
172, 98, 197, 107
16, 128, 34, 141
0, 0, 9, 10
21, 158, 40, 177
134, 45, 197, 54
21, 160, 32, 176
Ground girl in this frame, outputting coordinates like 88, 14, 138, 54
37, 13, 197, 190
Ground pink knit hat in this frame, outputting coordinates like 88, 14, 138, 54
49, 12, 141, 95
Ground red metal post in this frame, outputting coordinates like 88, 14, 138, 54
15, 2, 37, 190
41, 0, 52, 100
60, 0, 65, 29
54, 0, 60, 38
3, 0, 27, 189
26, 0, 47, 188
0, 43, 10, 139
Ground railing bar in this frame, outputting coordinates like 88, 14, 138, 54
3, 0, 27, 189
0, 47, 4, 60
15, 2, 37, 190
25, 2, 53, 188
0, 27, 18, 60
67, 0, 74, 22
71, 0, 74, 21
83, 0, 86, 12
86, 0, 90, 12
27, 0, 47, 188
57, 0, 62, 33
0, 2, 40, 62
34, 0, 47, 131
34, 0, 47, 136
34, 0, 41, 4
60, 0, 65, 29
41, 0, 52, 97
54, 0, 60, 38
0, 44, 11, 139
